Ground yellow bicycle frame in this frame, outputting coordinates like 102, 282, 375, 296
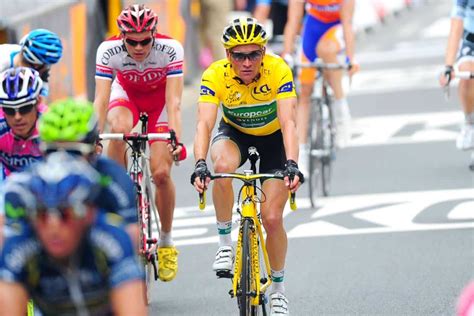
199, 172, 297, 309
232, 182, 273, 307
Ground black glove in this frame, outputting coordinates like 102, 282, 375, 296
40, 68, 50, 83
190, 159, 211, 185
444, 65, 454, 84
283, 159, 305, 184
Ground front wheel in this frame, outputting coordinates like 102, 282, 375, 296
309, 100, 325, 207
238, 219, 259, 316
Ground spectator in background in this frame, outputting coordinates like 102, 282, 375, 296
198, 0, 233, 68
0, 29, 62, 97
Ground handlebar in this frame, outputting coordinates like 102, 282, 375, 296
294, 59, 351, 71
197, 172, 297, 211
443, 71, 474, 101
99, 131, 181, 165
99, 132, 172, 141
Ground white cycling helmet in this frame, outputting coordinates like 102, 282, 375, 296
0, 67, 43, 107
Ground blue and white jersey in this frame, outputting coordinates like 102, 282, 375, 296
2, 155, 137, 225
0, 44, 49, 97
0, 213, 144, 315
452, 0, 474, 33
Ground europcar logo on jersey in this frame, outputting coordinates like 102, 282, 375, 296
223, 102, 277, 128
200, 85, 215, 96
278, 82, 293, 93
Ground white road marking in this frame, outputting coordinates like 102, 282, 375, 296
349, 111, 463, 147
167, 188, 473, 246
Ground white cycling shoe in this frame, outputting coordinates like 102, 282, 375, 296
456, 124, 474, 150
298, 144, 309, 178
270, 292, 289, 315
212, 246, 234, 272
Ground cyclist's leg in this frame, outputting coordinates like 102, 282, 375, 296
317, 24, 351, 147
316, 24, 345, 99
106, 81, 139, 166
210, 121, 245, 271
298, 15, 328, 173
456, 39, 474, 150
258, 134, 290, 313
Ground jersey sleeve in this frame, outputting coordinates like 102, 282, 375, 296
0, 232, 39, 284
451, 0, 466, 19
166, 40, 184, 78
275, 60, 296, 100
198, 65, 220, 105
94, 157, 137, 224
95, 41, 115, 81
90, 219, 144, 288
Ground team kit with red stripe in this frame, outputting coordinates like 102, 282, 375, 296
95, 33, 184, 132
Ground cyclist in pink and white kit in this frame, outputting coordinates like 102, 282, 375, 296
0, 67, 44, 179
93, 4, 185, 282
0, 67, 44, 244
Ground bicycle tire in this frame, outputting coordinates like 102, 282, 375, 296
321, 94, 335, 197
144, 182, 154, 304
239, 219, 258, 316
309, 98, 324, 207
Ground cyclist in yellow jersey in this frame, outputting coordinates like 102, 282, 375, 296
191, 17, 303, 316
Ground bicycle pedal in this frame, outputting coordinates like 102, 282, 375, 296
216, 270, 233, 279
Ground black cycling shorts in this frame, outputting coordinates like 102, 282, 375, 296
211, 119, 286, 174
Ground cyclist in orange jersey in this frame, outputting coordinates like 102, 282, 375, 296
282, 0, 358, 175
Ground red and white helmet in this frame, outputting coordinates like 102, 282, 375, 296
117, 4, 158, 33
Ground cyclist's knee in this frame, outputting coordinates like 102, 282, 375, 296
152, 167, 171, 186
261, 211, 284, 234
109, 119, 133, 134
213, 158, 236, 174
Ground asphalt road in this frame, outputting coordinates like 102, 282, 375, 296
148, 2, 474, 315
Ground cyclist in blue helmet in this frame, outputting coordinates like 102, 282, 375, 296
0, 152, 147, 315
0, 28, 63, 97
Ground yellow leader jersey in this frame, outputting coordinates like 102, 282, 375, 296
198, 53, 296, 136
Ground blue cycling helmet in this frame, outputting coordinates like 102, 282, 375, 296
0, 67, 43, 107
24, 152, 100, 219
20, 29, 63, 65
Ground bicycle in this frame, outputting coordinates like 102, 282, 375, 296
197, 147, 297, 315
99, 113, 178, 304
295, 59, 350, 207
443, 70, 474, 171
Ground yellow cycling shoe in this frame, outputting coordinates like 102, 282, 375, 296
157, 246, 179, 282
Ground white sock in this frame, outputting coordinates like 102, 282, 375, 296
270, 269, 285, 294
217, 221, 232, 247
465, 112, 474, 125
159, 231, 174, 247
334, 98, 350, 120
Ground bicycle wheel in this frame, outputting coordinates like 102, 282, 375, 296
238, 219, 259, 316
320, 101, 333, 197
308, 99, 324, 207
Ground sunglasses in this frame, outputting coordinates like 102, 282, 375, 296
2, 102, 36, 116
125, 37, 153, 47
230, 50, 263, 62
35, 206, 76, 223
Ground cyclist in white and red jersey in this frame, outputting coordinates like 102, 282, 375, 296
0, 29, 62, 97
94, 4, 185, 282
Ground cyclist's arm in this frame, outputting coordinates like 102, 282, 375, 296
93, 78, 112, 132
0, 281, 28, 315
165, 76, 183, 140
194, 102, 218, 161
445, 17, 464, 67
110, 280, 147, 316
340, 0, 356, 64
282, 0, 305, 56
277, 96, 298, 162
